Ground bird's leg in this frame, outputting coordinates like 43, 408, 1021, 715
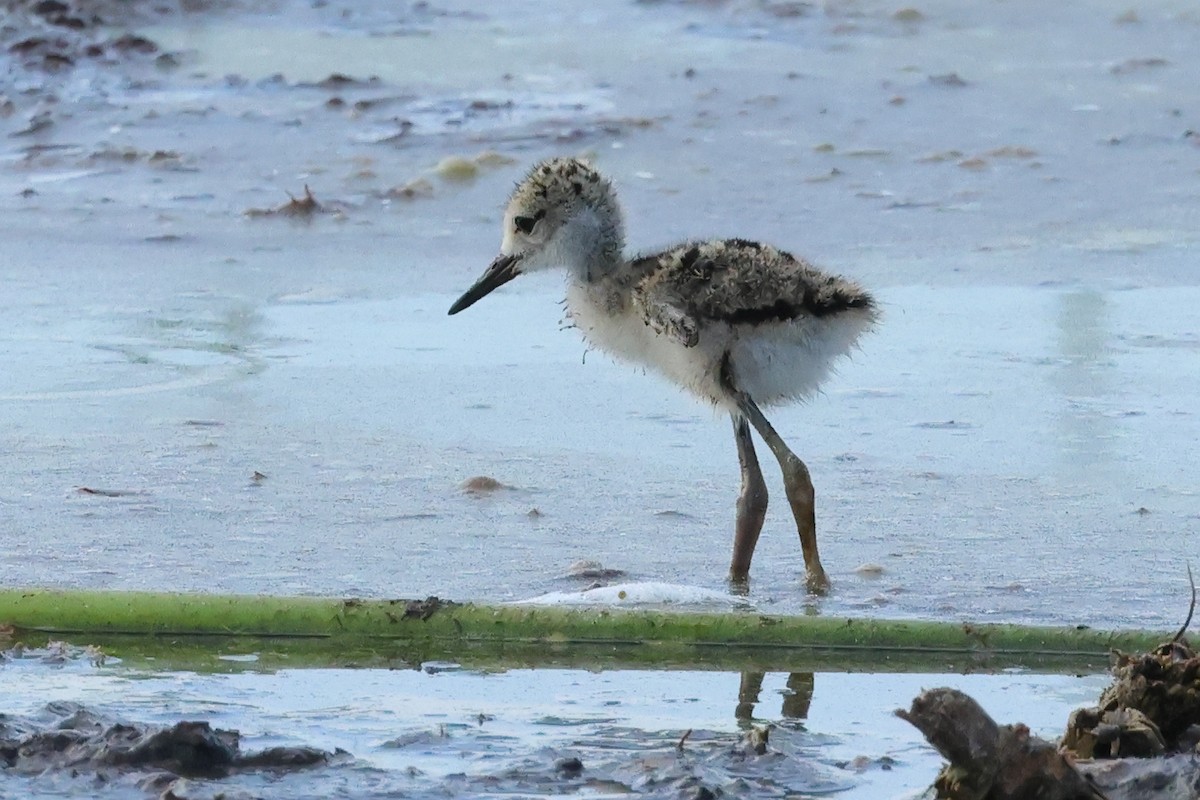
738, 396, 829, 593
720, 355, 830, 594
729, 414, 768, 589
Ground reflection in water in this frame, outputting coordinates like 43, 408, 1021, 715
143, 300, 267, 370
1051, 291, 1116, 479
736, 671, 815, 725
0, 299, 268, 402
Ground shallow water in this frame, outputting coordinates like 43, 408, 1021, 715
2, 0, 1199, 622
0, 648, 1108, 799
4, 282, 1196, 626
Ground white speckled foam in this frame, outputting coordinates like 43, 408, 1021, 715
509, 581, 753, 609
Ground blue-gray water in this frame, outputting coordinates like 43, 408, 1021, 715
2, 1, 1198, 796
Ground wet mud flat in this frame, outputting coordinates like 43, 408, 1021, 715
2, 703, 340, 799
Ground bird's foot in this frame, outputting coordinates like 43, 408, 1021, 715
804, 566, 831, 596
727, 572, 751, 597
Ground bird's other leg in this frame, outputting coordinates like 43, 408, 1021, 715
720, 355, 830, 594
741, 398, 829, 594
781, 672, 815, 720
730, 413, 768, 589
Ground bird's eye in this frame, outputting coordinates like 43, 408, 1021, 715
514, 215, 538, 235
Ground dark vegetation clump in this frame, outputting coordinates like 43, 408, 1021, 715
1064, 635, 1200, 758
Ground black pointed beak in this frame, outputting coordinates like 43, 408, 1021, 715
448, 253, 523, 315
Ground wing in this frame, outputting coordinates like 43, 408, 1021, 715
634, 239, 874, 329
631, 273, 700, 347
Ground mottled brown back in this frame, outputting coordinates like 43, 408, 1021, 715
631, 239, 875, 326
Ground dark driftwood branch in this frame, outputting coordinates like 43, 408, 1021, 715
897, 688, 1106, 800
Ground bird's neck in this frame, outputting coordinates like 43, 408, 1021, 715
561, 205, 625, 284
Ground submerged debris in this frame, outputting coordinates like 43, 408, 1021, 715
741, 724, 772, 756
305, 72, 380, 89
383, 151, 518, 200
244, 185, 326, 219
386, 176, 434, 200
928, 72, 969, 87
434, 155, 479, 181
916, 149, 965, 163
109, 33, 157, 55
892, 7, 925, 22
1110, 57, 1169, 75
473, 150, 517, 168
9, 108, 54, 136
1, 1, 175, 75
461, 475, 508, 494
985, 145, 1039, 159
76, 486, 147, 497
554, 755, 584, 776
563, 559, 627, 580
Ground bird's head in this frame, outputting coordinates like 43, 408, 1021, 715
448, 157, 623, 315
